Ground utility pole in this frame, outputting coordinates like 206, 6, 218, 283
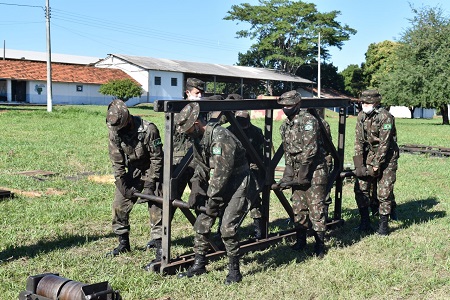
45, 0, 53, 112
317, 32, 321, 99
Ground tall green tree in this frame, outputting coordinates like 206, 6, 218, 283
364, 40, 400, 88
99, 78, 143, 102
379, 5, 450, 124
224, 0, 356, 75
340, 64, 365, 97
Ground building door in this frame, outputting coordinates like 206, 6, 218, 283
11, 80, 27, 102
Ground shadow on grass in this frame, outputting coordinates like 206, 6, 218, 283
0, 232, 115, 263
328, 197, 446, 247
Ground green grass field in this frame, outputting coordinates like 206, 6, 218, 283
0, 104, 449, 300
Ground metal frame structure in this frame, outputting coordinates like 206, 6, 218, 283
138, 98, 351, 275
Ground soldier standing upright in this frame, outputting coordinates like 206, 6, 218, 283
353, 90, 399, 235
176, 102, 255, 284
275, 90, 328, 258
105, 99, 163, 257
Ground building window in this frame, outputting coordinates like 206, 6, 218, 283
171, 78, 177, 86
76, 85, 83, 92
155, 77, 161, 85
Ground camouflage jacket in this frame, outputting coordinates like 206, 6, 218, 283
280, 109, 327, 169
227, 123, 264, 168
355, 106, 399, 168
108, 116, 163, 184
192, 123, 248, 200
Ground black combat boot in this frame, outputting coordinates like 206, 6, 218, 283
143, 239, 162, 271
106, 233, 131, 257
253, 218, 263, 239
377, 214, 389, 236
224, 256, 242, 285
177, 254, 207, 278
146, 238, 157, 249
291, 229, 307, 251
314, 231, 325, 259
355, 206, 373, 233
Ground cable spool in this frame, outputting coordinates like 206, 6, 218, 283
35, 274, 71, 299
59, 280, 86, 300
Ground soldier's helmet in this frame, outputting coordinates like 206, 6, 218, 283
226, 93, 243, 100
360, 90, 382, 104
106, 99, 130, 131
278, 90, 302, 106
186, 78, 205, 92
176, 102, 200, 133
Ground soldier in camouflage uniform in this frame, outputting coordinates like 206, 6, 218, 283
105, 99, 163, 257
276, 90, 328, 258
353, 90, 399, 235
176, 102, 255, 284
227, 110, 266, 239
142, 78, 207, 271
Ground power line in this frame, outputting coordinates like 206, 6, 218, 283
0, 2, 43, 9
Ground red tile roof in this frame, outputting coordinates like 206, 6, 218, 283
0, 59, 137, 85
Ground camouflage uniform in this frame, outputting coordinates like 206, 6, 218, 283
176, 102, 255, 284
280, 109, 328, 232
354, 103, 399, 216
106, 100, 163, 257
108, 115, 163, 239
227, 112, 265, 219
192, 122, 253, 257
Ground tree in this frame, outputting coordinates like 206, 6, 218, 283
379, 5, 450, 124
99, 78, 143, 102
364, 41, 400, 88
340, 64, 365, 97
224, 0, 356, 76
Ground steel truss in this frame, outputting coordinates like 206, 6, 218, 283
138, 98, 351, 275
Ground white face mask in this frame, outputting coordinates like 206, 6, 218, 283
187, 92, 201, 101
362, 104, 374, 114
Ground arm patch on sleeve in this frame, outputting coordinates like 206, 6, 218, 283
212, 146, 222, 155
304, 122, 313, 131
153, 138, 162, 147
383, 124, 392, 130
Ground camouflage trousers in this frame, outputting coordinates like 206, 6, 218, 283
193, 173, 252, 257
111, 186, 163, 240
354, 159, 397, 215
292, 184, 327, 232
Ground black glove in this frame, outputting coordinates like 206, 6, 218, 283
280, 164, 294, 183
205, 198, 221, 217
295, 164, 311, 189
142, 181, 156, 196
115, 178, 137, 199
188, 180, 207, 209
367, 166, 380, 178
353, 155, 368, 178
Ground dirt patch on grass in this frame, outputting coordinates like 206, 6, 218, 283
0, 187, 66, 198
88, 174, 114, 184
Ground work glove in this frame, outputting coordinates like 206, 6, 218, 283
142, 181, 156, 196
205, 198, 221, 217
272, 164, 295, 190
188, 180, 207, 209
115, 178, 137, 199
353, 155, 368, 178
367, 165, 380, 178
295, 164, 311, 190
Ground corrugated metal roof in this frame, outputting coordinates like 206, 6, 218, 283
2, 49, 101, 65
109, 54, 313, 84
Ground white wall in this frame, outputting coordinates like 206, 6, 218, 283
148, 70, 183, 102
389, 106, 435, 119
27, 80, 117, 105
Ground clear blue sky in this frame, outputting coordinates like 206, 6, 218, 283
1, 0, 449, 71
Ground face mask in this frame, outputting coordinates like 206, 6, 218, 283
187, 92, 201, 101
282, 105, 300, 117
362, 104, 374, 114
